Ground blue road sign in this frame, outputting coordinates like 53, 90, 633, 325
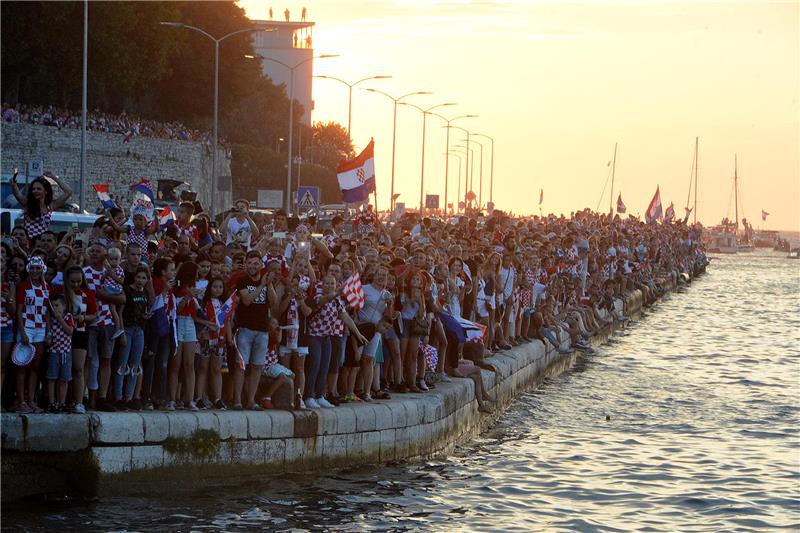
297, 186, 320, 210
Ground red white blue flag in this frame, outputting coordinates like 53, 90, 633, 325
761, 210, 769, 221
92, 184, 118, 210
158, 206, 177, 229
616, 193, 626, 213
664, 202, 675, 223
646, 186, 662, 223
216, 293, 237, 328
337, 140, 376, 204
437, 312, 486, 342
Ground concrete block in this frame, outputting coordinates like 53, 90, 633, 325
167, 412, 199, 439
230, 439, 266, 465
194, 411, 220, 434
140, 412, 170, 443
266, 410, 295, 439
131, 445, 164, 470
321, 434, 348, 468
383, 400, 407, 428
344, 432, 363, 462
419, 394, 444, 424
316, 409, 337, 435
371, 403, 393, 431
284, 437, 322, 469
264, 438, 286, 467
379, 429, 396, 462
394, 426, 411, 459
4, 414, 90, 452
352, 404, 376, 432
293, 410, 319, 438
93, 446, 132, 474
211, 440, 233, 464
215, 411, 248, 440
402, 400, 423, 426
335, 407, 356, 434
91, 413, 144, 445
246, 412, 273, 439
361, 431, 381, 463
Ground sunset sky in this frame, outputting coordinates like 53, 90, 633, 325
238, 0, 798, 230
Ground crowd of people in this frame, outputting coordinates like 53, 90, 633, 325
2, 103, 222, 146
0, 170, 708, 415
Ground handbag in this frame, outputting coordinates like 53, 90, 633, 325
410, 315, 431, 337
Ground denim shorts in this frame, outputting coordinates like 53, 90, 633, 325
24, 326, 47, 344
46, 352, 72, 381
263, 363, 294, 379
176, 316, 198, 343
1, 326, 15, 344
235, 327, 268, 366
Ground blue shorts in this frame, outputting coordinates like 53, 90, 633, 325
1, 326, 15, 344
46, 352, 72, 381
176, 316, 198, 343
235, 327, 268, 366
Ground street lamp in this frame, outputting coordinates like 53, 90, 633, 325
447, 124, 471, 214
314, 75, 391, 139
453, 143, 475, 213
472, 133, 494, 205
460, 138, 483, 210
444, 151, 462, 214
430, 113, 477, 214
363, 88, 431, 211
246, 53, 339, 212
399, 102, 456, 212
160, 22, 274, 217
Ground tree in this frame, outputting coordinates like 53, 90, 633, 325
304, 121, 354, 169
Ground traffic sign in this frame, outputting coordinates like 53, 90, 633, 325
27, 160, 43, 183
297, 186, 319, 210
395, 202, 405, 215
425, 194, 439, 209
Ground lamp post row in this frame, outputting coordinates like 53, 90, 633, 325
155, 21, 494, 216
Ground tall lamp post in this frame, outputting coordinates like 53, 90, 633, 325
364, 89, 431, 211
447, 125, 471, 214
160, 22, 274, 217
314, 75, 391, 139
399, 102, 456, 212
461, 138, 483, 210
453, 143, 475, 213
247, 53, 338, 212
444, 151, 462, 215
472, 133, 494, 206
429, 113, 477, 215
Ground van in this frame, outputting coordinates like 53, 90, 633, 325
0, 208, 99, 236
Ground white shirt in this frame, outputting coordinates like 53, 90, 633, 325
226, 216, 253, 249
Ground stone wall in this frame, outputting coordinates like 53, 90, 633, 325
1, 123, 232, 214
0, 286, 663, 501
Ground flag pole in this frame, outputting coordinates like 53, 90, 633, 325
609, 142, 617, 214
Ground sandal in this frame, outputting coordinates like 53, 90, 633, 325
374, 390, 391, 400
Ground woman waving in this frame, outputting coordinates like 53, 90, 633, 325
11, 168, 73, 241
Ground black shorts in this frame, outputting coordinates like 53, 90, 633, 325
72, 330, 88, 351
344, 324, 374, 368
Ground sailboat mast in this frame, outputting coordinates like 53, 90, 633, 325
693, 136, 698, 224
734, 154, 739, 229
609, 142, 617, 214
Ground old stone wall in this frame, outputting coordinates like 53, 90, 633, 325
1, 123, 231, 213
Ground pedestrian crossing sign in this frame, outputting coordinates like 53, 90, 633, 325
296, 186, 319, 210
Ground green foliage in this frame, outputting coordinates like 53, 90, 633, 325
163, 429, 221, 459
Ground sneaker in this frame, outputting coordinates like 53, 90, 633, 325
299, 398, 307, 409
305, 398, 320, 409
111, 328, 126, 340
46, 402, 60, 414
437, 372, 452, 383
165, 400, 176, 412
260, 397, 274, 409
201, 399, 214, 410
417, 379, 429, 392
143, 401, 154, 411
316, 397, 334, 408
73, 403, 87, 414
247, 403, 263, 411
362, 393, 373, 402
213, 399, 227, 410
188, 401, 199, 412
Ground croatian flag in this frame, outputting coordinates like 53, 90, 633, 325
664, 202, 675, 223
337, 139, 376, 204
341, 272, 366, 310
761, 210, 769, 221
92, 184, 118, 210
216, 293, 236, 328
130, 178, 155, 202
646, 186, 662, 224
616, 193, 626, 213
158, 206, 177, 229
437, 312, 487, 343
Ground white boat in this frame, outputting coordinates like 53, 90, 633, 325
709, 232, 738, 254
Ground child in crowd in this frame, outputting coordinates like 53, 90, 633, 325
45, 295, 74, 412
197, 277, 228, 410
102, 247, 126, 339
259, 317, 295, 410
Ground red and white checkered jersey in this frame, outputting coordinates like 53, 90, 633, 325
16, 280, 51, 329
313, 282, 345, 336
264, 344, 280, 368
83, 265, 114, 326
50, 313, 74, 353
103, 265, 125, 291
262, 253, 289, 277
1, 282, 13, 328
307, 293, 345, 337
176, 221, 198, 242
24, 207, 52, 240
127, 227, 150, 261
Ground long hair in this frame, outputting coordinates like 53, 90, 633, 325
62, 265, 86, 312
175, 261, 198, 288
201, 276, 226, 307
26, 177, 54, 219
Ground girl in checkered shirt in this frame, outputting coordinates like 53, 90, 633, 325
102, 247, 126, 340
45, 295, 74, 413
15, 256, 51, 413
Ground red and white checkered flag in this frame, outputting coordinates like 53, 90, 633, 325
341, 272, 366, 311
